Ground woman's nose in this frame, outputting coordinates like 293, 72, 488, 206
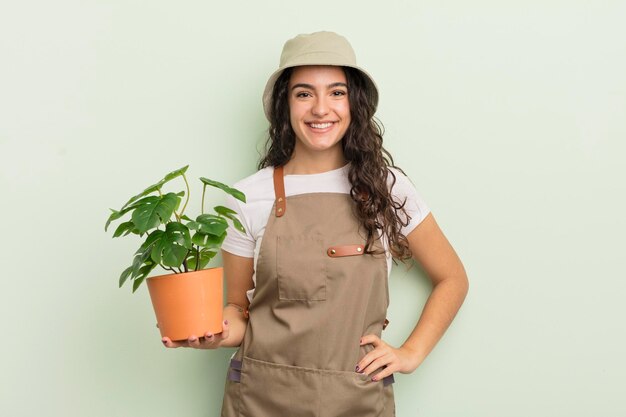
311, 96, 329, 116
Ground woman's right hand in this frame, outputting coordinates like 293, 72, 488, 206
163, 250, 252, 349
161, 319, 230, 349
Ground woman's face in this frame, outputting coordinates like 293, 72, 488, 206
287, 65, 351, 156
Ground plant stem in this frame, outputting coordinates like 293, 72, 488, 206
180, 173, 191, 217
201, 184, 207, 215
195, 246, 200, 271
160, 263, 176, 273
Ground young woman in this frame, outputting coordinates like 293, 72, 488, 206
162, 31, 469, 416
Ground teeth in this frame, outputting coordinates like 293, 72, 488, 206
309, 122, 333, 129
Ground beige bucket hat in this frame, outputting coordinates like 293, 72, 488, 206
262, 31, 379, 121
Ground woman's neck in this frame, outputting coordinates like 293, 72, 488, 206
283, 147, 348, 175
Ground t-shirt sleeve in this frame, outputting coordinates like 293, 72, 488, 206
220, 193, 255, 258
389, 169, 431, 236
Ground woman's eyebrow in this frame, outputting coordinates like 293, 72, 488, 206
291, 82, 348, 91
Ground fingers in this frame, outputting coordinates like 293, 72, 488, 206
203, 331, 216, 345
162, 336, 182, 348
199, 319, 229, 349
356, 334, 395, 380
355, 334, 392, 375
360, 334, 383, 348
371, 365, 394, 382
187, 335, 201, 348
221, 319, 230, 341
161, 320, 229, 350
363, 353, 394, 379
356, 336, 420, 380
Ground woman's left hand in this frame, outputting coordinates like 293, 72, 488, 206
356, 334, 420, 381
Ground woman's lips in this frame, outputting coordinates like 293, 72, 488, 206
306, 121, 335, 132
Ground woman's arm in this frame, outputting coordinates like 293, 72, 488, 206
356, 212, 469, 378
161, 250, 255, 349
219, 250, 255, 347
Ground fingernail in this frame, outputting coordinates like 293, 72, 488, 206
189, 337, 197, 342
207, 333, 214, 338
162, 340, 167, 344
359, 338, 363, 344
224, 320, 229, 325
371, 376, 378, 382
355, 365, 360, 372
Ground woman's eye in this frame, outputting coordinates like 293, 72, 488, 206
296, 92, 312, 98
332, 90, 347, 96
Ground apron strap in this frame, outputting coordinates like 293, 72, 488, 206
228, 359, 242, 382
273, 165, 286, 217
383, 374, 395, 386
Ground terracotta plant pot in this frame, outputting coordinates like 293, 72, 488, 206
146, 267, 223, 342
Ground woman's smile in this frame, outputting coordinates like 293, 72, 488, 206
306, 120, 337, 132
288, 65, 351, 154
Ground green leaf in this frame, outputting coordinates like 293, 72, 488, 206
214, 205, 246, 233
105, 209, 123, 232
126, 238, 160, 292
191, 230, 226, 249
131, 193, 180, 234
132, 262, 157, 293
113, 221, 136, 238
195, 214, 228, 236
163, 166, 190, 183
185, 220, 200, 231
213, 205, 237, 216
132, 275, 144, 293
131, 244, 154, 278
121, 165, 189, 209
229, 217, 245, 234
174, 194, 183, 212
180, 214, 193, 222
136, 230, 165, 255
200, 177, 246, 203
151, 222, 192, 267
105, 206, 135, 232
119, 265, 133, 288
187, 248, 217, 270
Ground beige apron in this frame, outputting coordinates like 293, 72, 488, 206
221, 165, 395, 417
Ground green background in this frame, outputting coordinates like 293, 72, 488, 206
1, 1, 625, 416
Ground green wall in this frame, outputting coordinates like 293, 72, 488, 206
1, 1, 625, 416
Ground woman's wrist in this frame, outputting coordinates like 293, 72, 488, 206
221, 306, 248, 347
399, 343, 424, 372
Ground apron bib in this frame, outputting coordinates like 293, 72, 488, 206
221, 165, 395, 417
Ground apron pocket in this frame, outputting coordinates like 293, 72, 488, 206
276, 235, 327, 301
239, 356, 385, 417
240, 356, 320, 417
319, 369, 385, 417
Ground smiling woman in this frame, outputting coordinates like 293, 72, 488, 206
288, 65, 351, 160
161, 31, 469, 417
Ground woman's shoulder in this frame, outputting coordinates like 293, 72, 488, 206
231, 166, 275, 203
386, 166, 415, 193
385, 165, 431, 232
232, 166, 273, 188
386, 166, 429, 203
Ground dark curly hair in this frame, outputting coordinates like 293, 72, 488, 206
258, 66, 413, 264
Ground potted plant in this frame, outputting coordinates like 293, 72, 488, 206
104, 165, 246, 341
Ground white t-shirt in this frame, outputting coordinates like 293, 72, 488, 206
221, 162, 431, 303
